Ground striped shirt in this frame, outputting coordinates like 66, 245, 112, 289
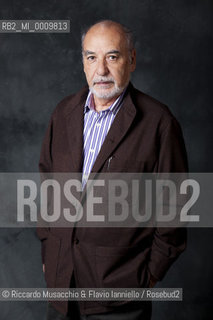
82, 89, 126, 188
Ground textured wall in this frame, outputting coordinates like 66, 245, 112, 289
0, 0, 212, 319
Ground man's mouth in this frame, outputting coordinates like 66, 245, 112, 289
94, 81, 114, 87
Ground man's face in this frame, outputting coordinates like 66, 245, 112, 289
82, 25, 136, 101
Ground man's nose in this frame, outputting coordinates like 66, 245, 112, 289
96, 59, 109, 76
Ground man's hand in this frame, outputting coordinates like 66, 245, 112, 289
42, 264, 45, 273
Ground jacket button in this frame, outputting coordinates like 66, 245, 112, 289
74, 238, 79, 244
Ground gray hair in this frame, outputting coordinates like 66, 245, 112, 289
81, 20, 135, 52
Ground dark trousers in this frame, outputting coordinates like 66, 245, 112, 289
46, 275, 152, 320
47, 301, 151, 320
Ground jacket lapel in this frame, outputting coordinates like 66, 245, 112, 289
91, 85, 137, 174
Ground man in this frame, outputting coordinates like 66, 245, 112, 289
37, 20, 188, 320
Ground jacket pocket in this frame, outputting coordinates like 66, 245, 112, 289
95, 245, 150, 306
95, 245, 150, 288
107, 157, 157, 173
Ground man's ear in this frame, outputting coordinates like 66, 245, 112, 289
130, 49, 136, 72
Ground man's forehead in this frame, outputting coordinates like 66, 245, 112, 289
83, 25, 126, 48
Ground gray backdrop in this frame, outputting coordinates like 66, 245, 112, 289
0, 0, 212, 319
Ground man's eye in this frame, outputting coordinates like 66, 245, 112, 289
108, 55, 117, 61
87, 56, 95, 61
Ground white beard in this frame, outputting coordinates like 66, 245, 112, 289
90, 76, 129, 99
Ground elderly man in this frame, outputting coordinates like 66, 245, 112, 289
37, 20, 188, 320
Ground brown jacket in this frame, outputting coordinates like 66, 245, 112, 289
37, 83, 188, 315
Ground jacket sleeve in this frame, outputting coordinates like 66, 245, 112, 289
36, 114, 54, 264
148, 117, 188, 281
